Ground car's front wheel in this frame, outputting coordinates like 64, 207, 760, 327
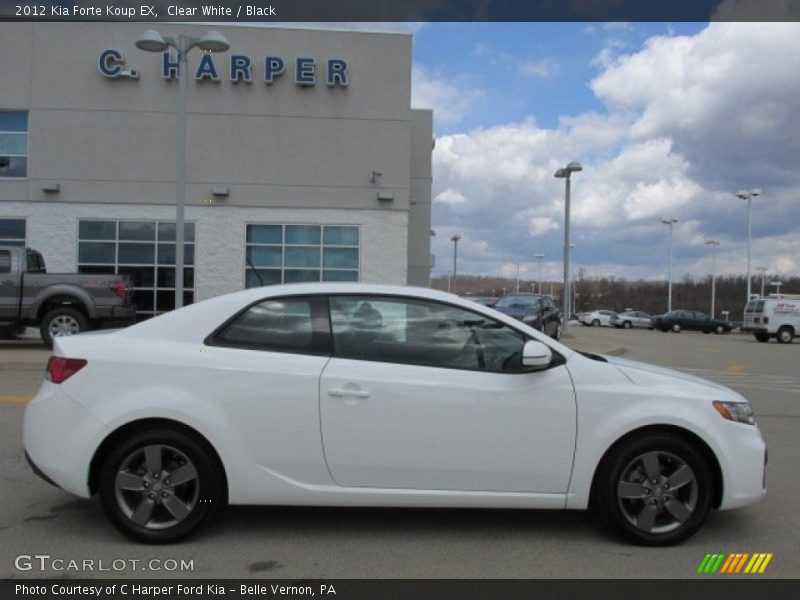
754, 332, 770, 343
98, 428, 225, 544
623, 321, 632, 329
671, 323, 682, 333
551, 322, 562, 340
593, 433, 713, 546
714, 325, 725, 334
592, 319, 601, 327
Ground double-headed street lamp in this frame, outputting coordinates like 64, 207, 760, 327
450, 234, 461, 294
705, 240, 720, 318
661, 218, 679, 312
555, 161, 582, 333
533, 253, 545, 294
136, 30, 230, 309
735, 189, 761, 303
755, 265, 768, 298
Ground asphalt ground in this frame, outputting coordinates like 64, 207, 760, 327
0, 327, 797, 579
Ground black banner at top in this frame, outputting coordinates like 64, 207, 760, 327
1, 0, 799, 22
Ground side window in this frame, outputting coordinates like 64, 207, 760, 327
0, 250, 10, 273
329, 296, 529, 373
209, 296, 329, 354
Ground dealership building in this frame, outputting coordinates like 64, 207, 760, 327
0, 23, 433, 318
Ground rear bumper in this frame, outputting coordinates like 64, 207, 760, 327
97, 303, 136, 327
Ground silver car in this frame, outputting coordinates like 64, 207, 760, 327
611, 311, 653, 329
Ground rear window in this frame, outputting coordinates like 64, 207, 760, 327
0, 250, 10, 273
746, 300, 765, 313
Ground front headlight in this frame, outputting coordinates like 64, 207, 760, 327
713, 400, 755, 425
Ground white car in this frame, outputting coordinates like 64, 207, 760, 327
24, 284, 766, 545
580, 309, 618, 327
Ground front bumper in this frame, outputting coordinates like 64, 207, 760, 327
718, 423, 768, 510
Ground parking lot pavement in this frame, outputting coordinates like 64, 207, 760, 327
0, 329, 797, 579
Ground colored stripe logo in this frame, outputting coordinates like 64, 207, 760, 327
697, 553, 773, 574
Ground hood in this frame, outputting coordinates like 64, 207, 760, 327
493, 306, 531, 319
601, 355, 746, 401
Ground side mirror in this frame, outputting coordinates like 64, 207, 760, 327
522, 340, 553, 370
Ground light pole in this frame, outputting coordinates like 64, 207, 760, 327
770, 281, 782, 298
555, 161, 582, 332
736, 189, 761, 303
534, 253, 545, 294
450, 234, 461, 294
514, 261, 521, 293
136, 29, 230, 309
661, 218, 679, 312
755, 265, 767, 298
706, 240, 719, 318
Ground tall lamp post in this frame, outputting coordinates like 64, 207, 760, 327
514, 261, 521, 293
706, 240, 720, 318
555, 161, 582, 333
136, 30, 230, 309
534, 253, 545, 294
735, 189, 761, 303
450, 234, 461, 294
661, 217, 679, 312
755, 265, 767, 297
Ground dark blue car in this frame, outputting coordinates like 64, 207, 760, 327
492, 293, 562, 339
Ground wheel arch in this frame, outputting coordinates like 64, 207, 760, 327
588, 424, 723, 509
35, 293, 93, 322
88, 417, 229, 502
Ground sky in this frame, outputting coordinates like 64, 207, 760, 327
402, 22, 800, 283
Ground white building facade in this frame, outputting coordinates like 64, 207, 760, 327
0, 23, 432, 319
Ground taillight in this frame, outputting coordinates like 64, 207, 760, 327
46, 357, 87, 384
111, 280, 129, 299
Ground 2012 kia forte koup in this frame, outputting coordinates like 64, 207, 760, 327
23, 284, 767, 545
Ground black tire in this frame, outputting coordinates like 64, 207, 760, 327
714, 325, 725, 334
98, 428, 225, 544
671, 323, 682, 333
776, 326, 794, 344
551, 323, 562, 341
39, 307, 89, 348
592, 319, 601, 327
754, 333, 770, 343
623, 321, 632, 330
592, 433, 713, 546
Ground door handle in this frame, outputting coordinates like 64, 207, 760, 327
328, 388, 370, 399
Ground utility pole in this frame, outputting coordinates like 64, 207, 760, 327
706, 240, 719, 318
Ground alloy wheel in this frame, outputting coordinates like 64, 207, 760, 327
49, 315, 81, 337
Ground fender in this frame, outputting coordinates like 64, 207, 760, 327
29, 285, 97, 320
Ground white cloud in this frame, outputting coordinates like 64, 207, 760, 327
411, 65, 483, 127
434, 189, 467, 205
529, 217, 559, 236
518, 58, 557, 78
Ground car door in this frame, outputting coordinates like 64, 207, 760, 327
0, 249, 18, 319
319, 295, 577, 493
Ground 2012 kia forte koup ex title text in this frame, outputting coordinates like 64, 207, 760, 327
23, 284, 767, 545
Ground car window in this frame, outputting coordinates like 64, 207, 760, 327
0, 250, 9, 273
210, 296, 329, 354
494, 294, 540, 309
329, 296, 530, 373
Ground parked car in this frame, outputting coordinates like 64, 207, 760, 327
611, 311, 654, 330
464, 295, 498, 307
652, 310, 732, 334
24, 283, 766, 545
0, 246, 135, 346
743, 296, 800, 343
579, 310, 618, 327
492, 293, 561, 339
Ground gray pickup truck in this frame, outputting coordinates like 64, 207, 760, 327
0, 246, 136, 346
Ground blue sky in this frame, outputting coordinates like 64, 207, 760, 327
402, 22, 800, 283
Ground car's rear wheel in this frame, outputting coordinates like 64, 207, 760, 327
754, 332, 770, 343
98, 428, 225, 544
593, 433, 712, 546
551, 322, 562, 340
592, 319, 601, 327
40, 307, 88, 348
777, 326, 794, 344
714, 325, 725, 334
671, 323, 682, 333
623, 321, 632, 329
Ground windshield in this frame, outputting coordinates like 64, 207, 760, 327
745, 300, 765, 313
494, 295, 540, 309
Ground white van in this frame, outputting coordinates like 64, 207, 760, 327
743, 296, 800, 343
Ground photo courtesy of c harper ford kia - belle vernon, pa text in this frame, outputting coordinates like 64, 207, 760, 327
0, 1, 799, 599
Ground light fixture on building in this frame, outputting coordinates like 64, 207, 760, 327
212, 186, 230, 198
377, 191, 394, 202
370, 171, 383, 184
41, 182, 61, 193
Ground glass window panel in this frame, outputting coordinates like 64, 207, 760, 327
156, 290, 179, 312
78, 265, 115, 275
0, 111, 28, 132
323, 247, 358, 269
0, 156, 27, 177
0, 134, 27, 155
119, 266, 155, 288
0, 218, 25, 239
285, 246, 320, 268
119, 221, 156, 241
246, 269, 282, 288
183, 291, 194, 307
0, 250, 10, 273
247, 224, 282, 244
79, 220, 116, 240
323, 226, 359, 246
215, 298, 313, 350
156, 267, 192, 288
0, 239, 24, 247
284, 269, 320, 283
133, 290, 155, 312
285, 225, 321, 245
323, 270, 358, 282
118, 242, 155, 264
157, 222, 195, 242
246, 245, 282, 268
78, 242, 115, 264
157, 243, 194, 265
